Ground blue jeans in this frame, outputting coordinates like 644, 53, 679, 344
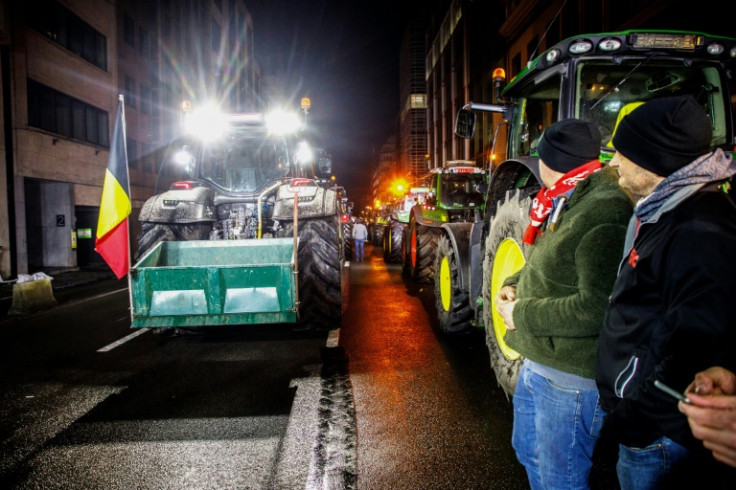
512, 363, 605, 490
616, 437, 689, 489
354, 239, 365, 261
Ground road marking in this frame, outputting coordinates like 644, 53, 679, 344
326, 328, 340, 348
56, 287, 128, 310
97, 328, 149, 352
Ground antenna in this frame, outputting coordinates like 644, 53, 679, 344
527, 0, 570, 67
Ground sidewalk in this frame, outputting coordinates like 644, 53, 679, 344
0, 265, 121, 320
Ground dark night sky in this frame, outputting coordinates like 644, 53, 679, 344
247, 1, 426, 209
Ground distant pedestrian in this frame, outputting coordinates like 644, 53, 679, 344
352, 218, 368, 262
596, 95, 736, 489
495, 119, 632, 489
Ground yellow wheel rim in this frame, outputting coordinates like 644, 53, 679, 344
490, 238, 525, 360
440, 256, 451, 312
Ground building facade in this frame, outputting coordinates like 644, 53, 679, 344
0, 0, 260, 279
398, 18, 428, 186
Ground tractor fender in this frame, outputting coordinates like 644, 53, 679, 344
486, 157, 541, 209
272, 184, 339, 220
440, 222, 474, 291
411, 204, 428, 225
138, 186, 215, 224
411, 204, 446, 227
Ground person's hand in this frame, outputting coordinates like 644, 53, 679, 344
495, 286, 517, 331
679, 367, 736, 468
497, 285, 516, 302
686, 366, 736, 396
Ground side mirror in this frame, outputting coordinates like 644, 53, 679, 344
455, 109, 476, 138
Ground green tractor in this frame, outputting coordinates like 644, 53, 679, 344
439, 30, 736, 394
382, 187, 429, 263
407, 162, 487, 283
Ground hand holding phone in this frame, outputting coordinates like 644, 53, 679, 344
654, 380, 692, 404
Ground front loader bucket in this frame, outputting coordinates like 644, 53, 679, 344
129, 239, 297, 328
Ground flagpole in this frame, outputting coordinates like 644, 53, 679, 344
118, 94, 135, 323
118, 94, 131, 270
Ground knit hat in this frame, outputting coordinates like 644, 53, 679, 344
537, 119, 601, 173
612, 95, 712, 177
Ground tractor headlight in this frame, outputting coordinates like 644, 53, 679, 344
266, 109, 302, 135
296, 141, 315, 166
184, 105, 227, 141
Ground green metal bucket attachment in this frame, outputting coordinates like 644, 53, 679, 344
129, 239, 297, 328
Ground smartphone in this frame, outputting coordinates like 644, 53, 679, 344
654, 380, 692, 404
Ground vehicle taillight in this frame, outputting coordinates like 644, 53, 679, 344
172, 181, 194, 189
290, 178, 313, 186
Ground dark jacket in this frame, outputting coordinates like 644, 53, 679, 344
596, 176, 736, 450
505, 165, 632, 379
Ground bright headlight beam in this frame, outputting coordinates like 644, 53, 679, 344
185, 105, 227, 141
266, 109, 302, 135
296, 141, 315, 165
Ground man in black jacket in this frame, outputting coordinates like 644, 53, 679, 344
596, 95, 736, 489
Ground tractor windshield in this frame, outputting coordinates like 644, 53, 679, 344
439, 173, 486, 206
578, 60, 730, 149
199, 128, 291, 193
507, 59, 731, 161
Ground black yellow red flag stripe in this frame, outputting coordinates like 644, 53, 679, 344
96, 96, 131, 279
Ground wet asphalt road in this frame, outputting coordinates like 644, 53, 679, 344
0, 244, 618, 489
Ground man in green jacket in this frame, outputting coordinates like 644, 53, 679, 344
496, 118, 632, 489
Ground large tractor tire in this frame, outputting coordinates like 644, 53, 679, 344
481, 190, 532, 397
343, 222, 354, 260
383, 219, 404, 263
372, 224, 384, 246
434, 233, 473, 334
409, 219, 442, 283
400, 227, 411, 275
134, 222, 211, 262
280, 217, 343, 331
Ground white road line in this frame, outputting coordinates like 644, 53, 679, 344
326, 328, 340, 348
97, 328, 149, 352
56, 287, 129, 310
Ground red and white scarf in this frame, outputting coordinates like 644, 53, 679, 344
523, 160, 602, 244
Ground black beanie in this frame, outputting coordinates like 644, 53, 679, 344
612, 95, 712, 177
537, 119, 601, 173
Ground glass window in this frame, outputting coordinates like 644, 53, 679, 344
123, 14, 135, 46
199, 130, 291, 193
27, 79, 109, 147
439, 173, 486, 206
125, 76, 136, 108
508, 72, 561, 159
577, 61, 731, 148
28, 1, 107, 70
411, 94, 427, 109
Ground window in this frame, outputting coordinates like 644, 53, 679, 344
140, 85, 150, 115
27, 79, 109, 147
411, 94, 427, 109
28, 0, 107, 70
127, 137, 139, 169
125, 76, 137, 108
138, 27, 150, 58
123, 14, 135, 46
508, 72, 561, 159
577, 61, 730, 148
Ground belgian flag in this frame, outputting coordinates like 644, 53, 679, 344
96, 95, 131, 279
